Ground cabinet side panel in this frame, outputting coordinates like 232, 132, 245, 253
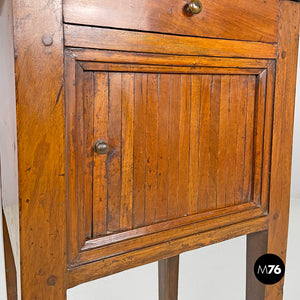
12, 0, 67, 298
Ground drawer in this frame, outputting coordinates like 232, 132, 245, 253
63, 0, 280, 43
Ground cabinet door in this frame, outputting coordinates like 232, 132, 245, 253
65, 49, 274, 266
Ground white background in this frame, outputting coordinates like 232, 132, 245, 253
1, 0, 300, 298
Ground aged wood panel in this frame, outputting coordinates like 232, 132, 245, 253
188, 75, 201, 214
235, 76, 248, 204
82, 72, 94, 239
64, 24, 278, 59
208, 75, 221, 210
265, 2, 300, 299
68, 67, 264, 238
107, 73, 122, 233
217, 75, 230, 208
145, 74, 159, 224
74, 205, 264, 267
120, 74, 134, 230
12, 0, 67, 298
178, 75, 191, 217
72, 49, 272, 69
93, 73, 109, 236
156, 75, 170, 221
120, 73, 254, 224
68, 215, 268, 287
198, 75, 211, 211
82, 203, 259, 251
63, 0, 279, 43
227, 76, 239, 206
133, 74, 147, 227
167, 75, 181, 219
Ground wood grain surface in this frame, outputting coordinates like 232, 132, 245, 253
265, 1, 300, 299
12, 0, 67, 298
64, 24, 278, 59
4, 0, 299, 298
68, 215, 268, 287
70, 69, 263, 236
64, 49, 275, 282
63, 0, 279, 43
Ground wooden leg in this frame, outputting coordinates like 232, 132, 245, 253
246, 230, 268, 300
158, 255, 179, 300
2, 211, 17, 300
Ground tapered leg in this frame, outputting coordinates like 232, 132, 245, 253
158, 255, 179, 300
3, 211, 17, 300
246, 230, 268, 300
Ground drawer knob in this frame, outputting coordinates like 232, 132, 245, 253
184, 0, 202, 16
94, 139, 109, 155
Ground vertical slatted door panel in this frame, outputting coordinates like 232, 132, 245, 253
106, 73, 122, 233
93, 72, 108, 236
120, 74, 134, 230
178, 75, 191, 217
156, 74, 170, 222
132, 74, 147, 228
167, 75, 181, 219
217, 75, 230, 209
198, 75, 212, 211
188, 75, 202, 214
145, 74, 159, 224
77, 71, 261, 238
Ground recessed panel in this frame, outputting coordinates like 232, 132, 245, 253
79, 71, 258, 237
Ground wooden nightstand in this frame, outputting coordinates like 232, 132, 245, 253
1, 0, 300, 299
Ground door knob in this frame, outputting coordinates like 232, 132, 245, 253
94, 139, 109, 155
184, 0, 202, 16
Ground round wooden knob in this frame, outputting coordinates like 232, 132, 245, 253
184, 0, 202, 16
94, 139, 109, 155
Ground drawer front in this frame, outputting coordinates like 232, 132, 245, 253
65, 48, 274, 266
63, 0, 279, 43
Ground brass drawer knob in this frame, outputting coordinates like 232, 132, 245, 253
184, 0, 202, 16
94, 139, 109, 155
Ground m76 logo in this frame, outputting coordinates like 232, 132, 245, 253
257, 265, 282, 275
254, 254, 285, 284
